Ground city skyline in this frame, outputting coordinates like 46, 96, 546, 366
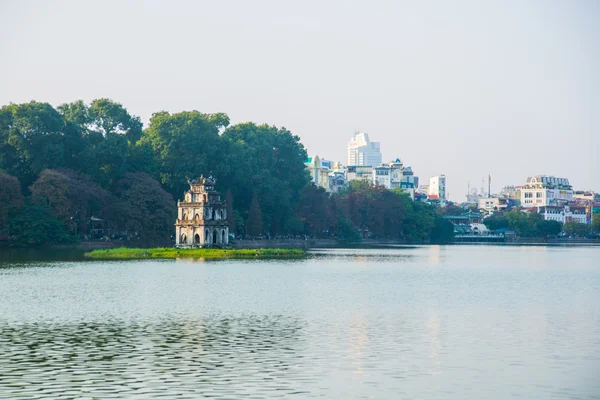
1, 0, 598, 200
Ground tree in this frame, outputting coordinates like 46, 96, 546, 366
222, 123, 310, 234
0, 102, 66, 189
337, 217, 361, 242
592, 214, 600, 235
143, 110, 230, 197
246, 193, 263, 236
296, 183, 329, 236
8, 202, 72, 247
29, 169, 111, 235
58, 99, 144, 185
483, 215, 510, 230
536, 220, 561, 237
225, 189, 235, 234
109, 173, 176, 244
437, 204, 463, 217
0, 172, 25, 239
87, 98, 143, 143
563, 221, 589, 237
506, 209, 542, 237
430, 217, 455, 244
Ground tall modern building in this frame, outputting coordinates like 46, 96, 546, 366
347, 132, 382, 166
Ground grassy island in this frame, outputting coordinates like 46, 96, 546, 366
84, 247, 305, 260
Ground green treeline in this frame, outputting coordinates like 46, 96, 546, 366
0, 99, 452, 246
483, 209, 562, 237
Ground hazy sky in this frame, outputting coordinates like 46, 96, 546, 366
1, 0, 598, 200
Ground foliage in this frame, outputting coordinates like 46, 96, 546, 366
437, 204, 463, 217
225, 189, 235, 234
29, 169, 111, 234
0, 98, 470, 246
7, 202, 73, 247
0, 172, 24, 237
0, 102, 66, 189
336, 217, 361, 242
142, 110, 229, 197
296, 183, 329, 236
483, 215, 510, 230
294, 181, 443, 243
486, 209, 564, 237
246, 193, 264, 236
593, 214, 600, 234
536, 220, 562, 237
108, 173, 176, 244
430, 217, 455, 244
221, 123, 310, 233
563, 221, 590, 237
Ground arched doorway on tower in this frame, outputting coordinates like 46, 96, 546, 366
194, 233, 200, 244
212, 230, 217, 244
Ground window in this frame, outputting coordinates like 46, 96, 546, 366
536, 193, 543, 198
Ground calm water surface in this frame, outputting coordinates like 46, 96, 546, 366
0, 246, 599, 399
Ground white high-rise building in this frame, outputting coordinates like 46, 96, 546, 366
429, 175, 447, 201
347, 132, 382, 166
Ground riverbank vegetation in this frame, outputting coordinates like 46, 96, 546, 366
483, 209, 563, 237
85, 247, 305, 259
1, 99, 453, 247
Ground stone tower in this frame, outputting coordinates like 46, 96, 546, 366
175, 175, 229, 247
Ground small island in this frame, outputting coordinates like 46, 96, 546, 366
84, 247, 305, 260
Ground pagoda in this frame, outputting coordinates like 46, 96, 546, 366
175, 175, 229, 247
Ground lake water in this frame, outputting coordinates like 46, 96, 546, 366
0, 246, 599, 399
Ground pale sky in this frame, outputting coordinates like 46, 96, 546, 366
1, 0, 598, 200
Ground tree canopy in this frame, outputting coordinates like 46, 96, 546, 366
0, 98, 477, 246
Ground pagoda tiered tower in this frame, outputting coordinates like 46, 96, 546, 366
175, 175, 229, 247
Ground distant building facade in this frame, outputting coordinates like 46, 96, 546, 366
537, 205, 587, 224
329, 172, 347, 193
429, 175, 447, 202
347, 165, 373, 182
347, 132, 382, 167
305, 155, 332, 190
521, 175, 573, 207
175, 176, 229, 247
371, 158, 418, 199
479, 197, 508, 212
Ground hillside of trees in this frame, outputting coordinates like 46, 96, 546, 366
0, 99, 452, 247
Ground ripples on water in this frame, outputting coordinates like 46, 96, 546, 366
0, 246, 599, 399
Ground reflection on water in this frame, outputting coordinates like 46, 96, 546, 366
0, 316, 305, 399
0, 246, 599, 399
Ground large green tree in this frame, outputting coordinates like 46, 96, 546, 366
8, 202, 72, 247
58, 99, 144, 186
142, 111, 230, 197
0, 102, 66, 189
221, 123, 310, 234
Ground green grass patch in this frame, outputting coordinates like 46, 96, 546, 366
84, 247, 305, 260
